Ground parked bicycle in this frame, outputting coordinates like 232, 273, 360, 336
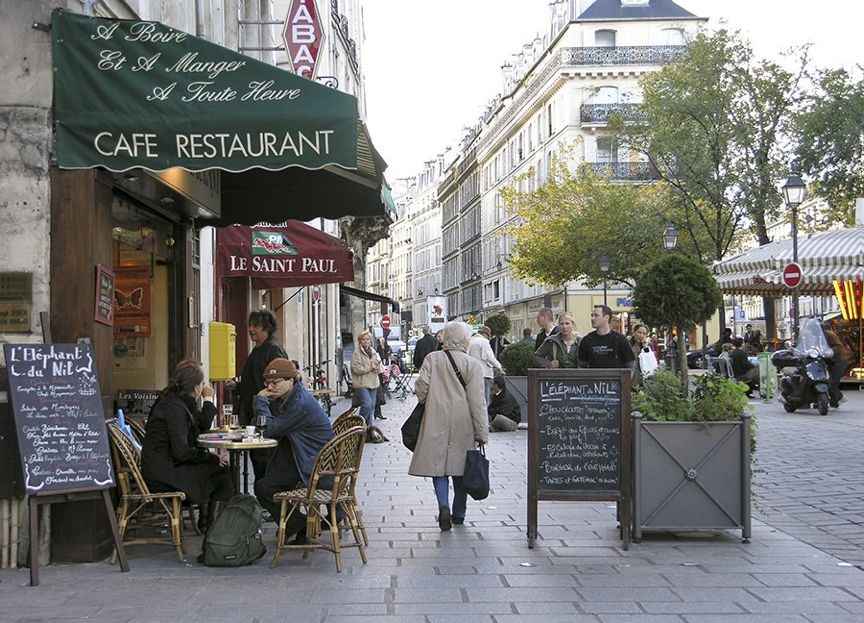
302, 359, 334, 416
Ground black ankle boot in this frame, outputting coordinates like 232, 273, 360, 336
438, 505, 451, 531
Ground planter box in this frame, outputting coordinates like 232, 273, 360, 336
503, 376, 528, 424
632, 415, 751, 542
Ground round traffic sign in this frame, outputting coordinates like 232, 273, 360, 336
782, 262, 803, 289
380, 315, 391, 329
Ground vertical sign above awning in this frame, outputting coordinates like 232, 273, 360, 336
283, 0, 324, 79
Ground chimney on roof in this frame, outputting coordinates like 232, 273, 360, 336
856, 198, 864, 227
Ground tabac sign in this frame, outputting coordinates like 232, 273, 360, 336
52, 12, 357, 173
217, 223, 354, 289
283, 0, 325, 79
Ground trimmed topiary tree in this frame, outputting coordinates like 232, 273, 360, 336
484, 313, 512, 338
499, 341, 536, 376
632, 254, 721, 393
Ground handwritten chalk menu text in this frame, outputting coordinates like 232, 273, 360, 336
4, 344, 114, 495
536, 377, 622, 494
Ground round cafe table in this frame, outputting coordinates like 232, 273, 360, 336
197, 434, 277, 495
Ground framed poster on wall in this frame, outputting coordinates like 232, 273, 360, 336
94, 264, 115, 326
113, 266, 151, 337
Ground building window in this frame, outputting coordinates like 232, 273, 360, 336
596, 137, 618, 163
661, 28, 685, 45
595, 29, 616, 47
594, 85, 619, 104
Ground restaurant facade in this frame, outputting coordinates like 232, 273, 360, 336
0, 1, 391, 564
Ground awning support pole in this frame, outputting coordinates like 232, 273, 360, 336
274, 287, 305, 312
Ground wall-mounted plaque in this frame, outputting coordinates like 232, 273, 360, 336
94, 264, 115, 326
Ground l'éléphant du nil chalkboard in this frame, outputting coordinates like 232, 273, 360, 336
535, 375, 623, 494
4, 344, 115, 495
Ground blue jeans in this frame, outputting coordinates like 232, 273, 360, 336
357, 387, 377, 425
433, 476, 467, 520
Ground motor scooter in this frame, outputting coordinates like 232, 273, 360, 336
771, 318, 833, 416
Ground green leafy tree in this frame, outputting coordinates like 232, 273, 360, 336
616, 30, 808, 335
499, 341, 536, 376
484, 313, 512, 338
794, 68, 864, 223
502, 158, 690, 289
632, 254, 721, 392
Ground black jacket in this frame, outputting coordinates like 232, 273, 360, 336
412, 334, 438, 370
141, 393, 221, 504
237, 337, 288, 425
535, 325, 560, 351
488, 387, 522, 423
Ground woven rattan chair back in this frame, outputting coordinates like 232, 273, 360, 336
106, 418, 187, 562
332, 406, 360, 425
127, 418, 146, 444
332, 414, 366, 435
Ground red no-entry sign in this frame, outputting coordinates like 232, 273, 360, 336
380, 315, 391, 329
782, 262, 803, 289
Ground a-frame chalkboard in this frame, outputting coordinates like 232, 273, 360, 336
527, 368, 632, 550
4, 343, 128, 584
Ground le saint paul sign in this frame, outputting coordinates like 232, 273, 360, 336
52, 13, 359, 173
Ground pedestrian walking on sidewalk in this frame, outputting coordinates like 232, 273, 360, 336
410, 321, 488, 531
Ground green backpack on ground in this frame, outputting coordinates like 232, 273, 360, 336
203, 494, 267, 567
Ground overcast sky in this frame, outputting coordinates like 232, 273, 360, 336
362, 0, 862, 182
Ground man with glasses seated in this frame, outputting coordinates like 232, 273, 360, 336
253, 358, 334, 543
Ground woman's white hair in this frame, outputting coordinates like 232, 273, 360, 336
440, 321, 473, 352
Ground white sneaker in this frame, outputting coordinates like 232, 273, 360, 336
839, 396, 848, 404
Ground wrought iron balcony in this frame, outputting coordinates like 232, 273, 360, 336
585, 162, 659, 181
563, 45, 687, 66
580, 103, 646, 125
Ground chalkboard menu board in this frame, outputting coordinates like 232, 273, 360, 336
4, 344, 115, 495
536, 376, 622, 493
527, 368, 632, 549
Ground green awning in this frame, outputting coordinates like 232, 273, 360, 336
51, 12, 389, 223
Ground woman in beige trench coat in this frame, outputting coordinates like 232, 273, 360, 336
409, 321, 488, 530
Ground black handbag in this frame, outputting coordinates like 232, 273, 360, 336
401, 401, 424, 451
463, 444, 490, 500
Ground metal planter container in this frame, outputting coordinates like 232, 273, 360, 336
632, 414, 751, 542
503, 376, 528, 422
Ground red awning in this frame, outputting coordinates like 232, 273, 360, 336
216, 223, 354, 289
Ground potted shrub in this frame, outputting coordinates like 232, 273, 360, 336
498, 341, 536, 421
631, 369, 754, 542
631, 254, 752, 542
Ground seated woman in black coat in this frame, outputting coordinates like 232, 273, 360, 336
141, 359, 232, 531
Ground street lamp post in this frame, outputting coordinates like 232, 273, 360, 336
663, 224, 679, 251
599, 253, 611, 306
782, 163, 806, 342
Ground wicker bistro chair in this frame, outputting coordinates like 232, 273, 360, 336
330, 414, 369, 545
106, 419, 187, 562
332, 414, 366, 435
271, 427, 368, 572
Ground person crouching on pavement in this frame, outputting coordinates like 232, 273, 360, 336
410, 321, 489, 531
253, 358, 334, 543
488, 375, 521, 432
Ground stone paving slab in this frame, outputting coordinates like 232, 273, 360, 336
2, 390, 864, 621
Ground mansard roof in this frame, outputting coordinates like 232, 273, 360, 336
576, 0, 703, 22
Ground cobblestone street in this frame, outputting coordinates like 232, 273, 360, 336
1, 383, 863, 622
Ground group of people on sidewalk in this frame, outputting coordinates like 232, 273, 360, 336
408, 304, 642, 531
140, 310, 335, 555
